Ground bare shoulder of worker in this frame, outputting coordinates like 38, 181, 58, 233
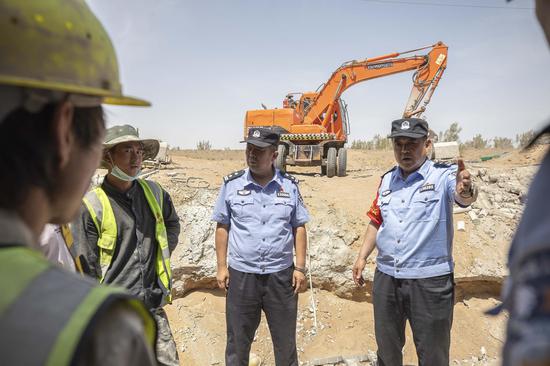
75, 302, 157, 366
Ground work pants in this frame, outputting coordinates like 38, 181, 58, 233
226, 266, 298, 366
373, 269, 454, 366
152, 307, 179, 366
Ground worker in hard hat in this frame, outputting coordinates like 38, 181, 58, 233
0, 0, 158, 365
72, 124, 181, 366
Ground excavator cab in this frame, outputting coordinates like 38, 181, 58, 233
283, 94, 298, 109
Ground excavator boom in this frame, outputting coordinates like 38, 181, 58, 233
303, 42, 447, 127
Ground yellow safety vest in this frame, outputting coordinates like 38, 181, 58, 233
82, 179, 173, 304
0, 245, 156, 365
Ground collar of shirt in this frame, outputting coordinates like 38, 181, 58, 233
393, 158, 432, 184
0, 209, 35, 248
243, 168, 283, 190
102, 177, 139, 200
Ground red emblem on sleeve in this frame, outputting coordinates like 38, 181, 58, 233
367, 180, 383, 226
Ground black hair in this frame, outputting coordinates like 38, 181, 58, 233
0, 104, 105, 209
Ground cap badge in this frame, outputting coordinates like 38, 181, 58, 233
401, 120, 410, 130
252, 130, 261, 138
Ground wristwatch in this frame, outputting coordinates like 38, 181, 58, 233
459, 182, 475, 199
294, 266, 308, 275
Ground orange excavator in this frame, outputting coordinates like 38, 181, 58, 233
243, 41, 448, 177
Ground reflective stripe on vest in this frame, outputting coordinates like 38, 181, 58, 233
138, 179, 173, 304
83, 179, 173, 303
0, 245, 156, 366
82, 187, 118, 280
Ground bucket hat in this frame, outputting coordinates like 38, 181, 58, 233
101, 124, 159, 168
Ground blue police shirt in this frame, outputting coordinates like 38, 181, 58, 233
211, 168, 310, 274
501, 150, 550, 366
375, 158, 458, 279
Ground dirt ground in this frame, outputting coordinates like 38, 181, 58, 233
156, 146, 547, 366
165, 289, 505, 366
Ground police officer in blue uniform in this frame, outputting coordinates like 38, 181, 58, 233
212, 127, 310, 366
352, 118, 477, 366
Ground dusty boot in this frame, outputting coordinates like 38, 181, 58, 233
249, 352, 262, 366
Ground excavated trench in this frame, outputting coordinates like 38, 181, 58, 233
168, 185, 508, 304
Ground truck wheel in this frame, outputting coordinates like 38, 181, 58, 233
337, 147, 347, 177
327, 147, 337, 178
275, 144, 287, 173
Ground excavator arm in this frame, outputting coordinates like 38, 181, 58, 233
303, 42, 448, 127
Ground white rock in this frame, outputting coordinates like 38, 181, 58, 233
468, 210, 479, 222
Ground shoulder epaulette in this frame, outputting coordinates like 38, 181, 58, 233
223, 170, 245, 184
283, 172, 299, 184
433, 161, 454, 169
381, 166, 397, 178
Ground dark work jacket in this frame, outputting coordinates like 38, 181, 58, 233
73, 178, 180, 310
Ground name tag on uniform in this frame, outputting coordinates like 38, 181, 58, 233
419, 184, 435, 193
381, 189, 392, 197
277, 191, 290, 198
237, 189, 251, 196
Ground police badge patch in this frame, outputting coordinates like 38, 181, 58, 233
277, 191, 290, 198
419, 184, 435, 193
237, 189, 251, 196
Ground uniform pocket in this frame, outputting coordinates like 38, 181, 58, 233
379, 195, 392, 213
412, 193, 441, 221
230, 196, 255, 221
97, 233, 117, 250
418, 273, 454, 295
273, 197, 294, 218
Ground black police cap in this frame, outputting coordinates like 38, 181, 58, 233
389, 118, 429, 139
241, 127, 280, 148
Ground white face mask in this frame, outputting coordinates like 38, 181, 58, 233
105, 149, 142, 182
110, 164, 141, 181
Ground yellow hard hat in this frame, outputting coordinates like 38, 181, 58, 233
0, 0, 149, 107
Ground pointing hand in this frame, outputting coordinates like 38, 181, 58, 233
456, 158, 472, 196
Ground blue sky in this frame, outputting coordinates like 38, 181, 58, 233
88, 0, 550, 148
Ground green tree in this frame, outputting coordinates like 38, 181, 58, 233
196, 140, 212, 151
516, 130, 536, 148
373, 134, 391, 150
442, 122, 462, 142
463, 134, 488, 149
351, 140, 369, 149
493, 137, 513, 149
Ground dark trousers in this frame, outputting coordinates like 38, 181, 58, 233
152, 307, 179, 366
226, 266, 298, 366
373, 269, 454, 366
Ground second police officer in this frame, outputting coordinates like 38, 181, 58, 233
353, 118, 477, 366
212, 128, 310, 366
